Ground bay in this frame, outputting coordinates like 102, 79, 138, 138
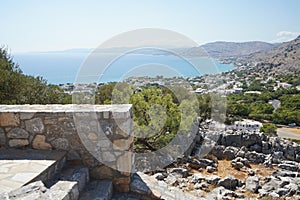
14, 52, 235, 84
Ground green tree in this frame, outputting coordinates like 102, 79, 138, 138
96, 82, 116, 104
129, 86, 182, 151
260, 123, 277, 136
0, 47, 70, 104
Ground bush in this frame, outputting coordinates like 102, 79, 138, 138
260, 123, 277, 136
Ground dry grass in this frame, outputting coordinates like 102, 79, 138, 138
196, 160, 276, 182
187, 160, 277, 181
186, 160, 278, 198
281, 127, 300, 134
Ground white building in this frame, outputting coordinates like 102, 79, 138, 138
277, 82, 292, 89
231, 120, 262, 133
244, 91, 262, 95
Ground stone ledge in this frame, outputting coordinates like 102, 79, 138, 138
0, 104, 132, 116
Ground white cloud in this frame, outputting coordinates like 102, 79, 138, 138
271, 31, 300, 43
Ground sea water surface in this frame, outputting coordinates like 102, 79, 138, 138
14, 52, 235, 84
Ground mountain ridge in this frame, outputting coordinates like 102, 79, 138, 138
244, 35, 300, 73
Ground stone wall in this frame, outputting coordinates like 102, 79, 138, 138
0, 104, 134, 192
196, 127, 300, 163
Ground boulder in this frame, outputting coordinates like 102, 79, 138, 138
198, 158, 216, 168
247, 169, 255, 176
284, 183, 299, 196
206, 175, 221, 185
278, 161, 299, 172
249, 144, 262, 152
279, 163, 299, 172
188, 158, 202, 169
206, 166, 216, 173
223, 146, 239, 160
165, 174, 178, 186
210, 145, 225, 160
262, 177, 288, 192
245, 176, 260, 193
188, 174, 206, 184
245, 151, 265, 164
217, 176, 239, 190
272, 151, 284, 164
285, 147, 295, 161
272, 170, 298, 178
262, 141, 271, 154
206, 186, 244, 199
232, 161, 244, 170
275, 188, 290, 196
167, 168, 188, 178
152, 173, 166, 181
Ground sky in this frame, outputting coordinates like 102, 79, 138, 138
1, 0, 300, 53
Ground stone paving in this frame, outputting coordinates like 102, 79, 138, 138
0, 149, 66, 195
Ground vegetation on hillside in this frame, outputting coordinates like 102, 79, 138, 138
227, 89, 300, 125
260, 123, 277, 136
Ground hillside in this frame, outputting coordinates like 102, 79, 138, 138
180, 41, 275, 58
247, 35, 300, 72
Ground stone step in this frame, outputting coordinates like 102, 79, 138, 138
59, 166, 90, 193
0, 179, 80, 200
0, 165, 89, 200
0, 149, 66, 195
79, 180, 113, 200
45, 180, 79, 200
111, 192, 140, 200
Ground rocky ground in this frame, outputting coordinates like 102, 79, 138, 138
142, 125, 300, 199
2, 122, 300, 199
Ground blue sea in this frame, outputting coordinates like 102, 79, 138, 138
14, 51, 235, 84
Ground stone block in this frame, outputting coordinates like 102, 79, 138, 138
7, 128, 29, 139
60, 167, 89, 192
0, 127, 6, 146
46, 181, 79, 200
113, 138, 133, 150
51, 138, 69, 150
44, 117, 57, 125
103, 111, 110, 119
25, 118, 44, 134
87, 132, 98, 141
117, 152, 133, 173
0, 113, 19, 127
90, 165, 115, 179
113, 177, 131, 192
9, 139, 29, 148
20, 112, 35, 120
32, 135, 52, 150
79, 180, 113, 200
102, 151, 116, 162
97, 139, 111, 150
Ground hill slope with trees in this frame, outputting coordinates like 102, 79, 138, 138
0, 47, 70, 104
